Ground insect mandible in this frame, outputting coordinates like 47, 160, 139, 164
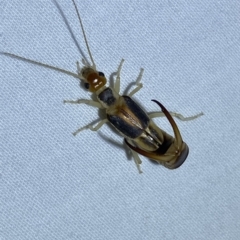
2, 0, 203, 173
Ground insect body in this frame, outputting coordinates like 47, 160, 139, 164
76, 59, 192, 171
2, 0, 203, 173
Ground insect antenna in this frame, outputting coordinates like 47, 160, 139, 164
71, 0, 96, 70
1, 0, 96, 81
1, 52, 80, 81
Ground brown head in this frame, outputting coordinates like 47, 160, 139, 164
80, 67, 107, 93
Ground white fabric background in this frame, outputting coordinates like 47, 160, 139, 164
1, 0, 240, 239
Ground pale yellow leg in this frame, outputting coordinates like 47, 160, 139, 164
149, 111, 204, 121
114, 59, 125, 94
128, 68, 144, 97
73, 119, 108, 136
129, 148, 143, 174
63, 99, 103, 109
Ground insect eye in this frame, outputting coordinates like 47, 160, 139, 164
84, 82, 90, 89
98, 72, 105, 77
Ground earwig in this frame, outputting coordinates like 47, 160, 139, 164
2, 0, 203, 173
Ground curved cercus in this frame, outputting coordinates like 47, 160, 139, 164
151, 99, 183, 147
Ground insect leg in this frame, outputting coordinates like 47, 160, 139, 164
128, 68, 144, 97
73, 119, 108, 136
148, 111, 203, 121
63, 99, 103, 109
114, 59, 125, 94
128, 147, 143, 174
